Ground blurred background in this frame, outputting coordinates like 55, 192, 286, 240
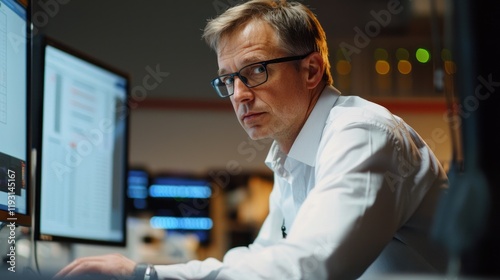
33, 0, 453, 173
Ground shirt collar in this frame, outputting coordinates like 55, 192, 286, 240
265, 85, 340, 169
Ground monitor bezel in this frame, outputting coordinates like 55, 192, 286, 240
33, 35, 130, 247
0, 0, 32, 227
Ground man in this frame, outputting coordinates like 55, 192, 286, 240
56, 0, 448, 279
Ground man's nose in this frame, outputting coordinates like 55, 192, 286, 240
231, 76, 254, 102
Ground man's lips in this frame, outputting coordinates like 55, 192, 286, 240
241, 112, 264, 123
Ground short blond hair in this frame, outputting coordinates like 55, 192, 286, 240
202, 0, 333, 85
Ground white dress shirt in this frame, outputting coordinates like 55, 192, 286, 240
155, 86, 449, 279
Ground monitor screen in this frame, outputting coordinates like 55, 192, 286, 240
34, 37, 129, 246
0, 0, 31, 227
127, 168, 150, 214
148, 175, 212, 245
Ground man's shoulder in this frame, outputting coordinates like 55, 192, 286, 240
328, 95, 397, 127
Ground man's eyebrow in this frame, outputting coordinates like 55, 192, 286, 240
218, 68, 231, 76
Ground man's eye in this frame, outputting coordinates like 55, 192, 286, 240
252, 65, 266, 74
222, 76, 234, 86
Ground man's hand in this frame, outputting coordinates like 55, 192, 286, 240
54, 253, 136, 278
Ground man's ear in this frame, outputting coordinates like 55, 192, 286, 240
304, 52, 325, 89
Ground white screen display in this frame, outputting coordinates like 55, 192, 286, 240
38, 43, 128, 244
0, 0, 28, 217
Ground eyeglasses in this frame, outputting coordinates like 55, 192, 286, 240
211, 53, 311, 98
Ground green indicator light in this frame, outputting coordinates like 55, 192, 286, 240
416, 48, 430, 63
336, 48, 347, 61
441, 49, 452, 61
374, 48, 389, 61
396, 48, 409, 61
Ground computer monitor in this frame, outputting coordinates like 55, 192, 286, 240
148, 174, 212, 245
0, 0, 31, 227
34, 37, 129, 246
127, 168, 150, 214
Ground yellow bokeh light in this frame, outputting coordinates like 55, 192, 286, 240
336, 60, 351, 75
397, 60, 412, 74
375, 60, 390, 75
445, 61, 457, 74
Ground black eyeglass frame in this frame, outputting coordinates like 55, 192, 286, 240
211, 52, 312, 98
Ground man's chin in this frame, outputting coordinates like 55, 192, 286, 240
245, 129, 270, 141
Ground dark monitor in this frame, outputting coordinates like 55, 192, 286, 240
126, 168, 150, 214
148, 175, 212, 245
0, 0, 31, 227
34, 37, 129, 246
